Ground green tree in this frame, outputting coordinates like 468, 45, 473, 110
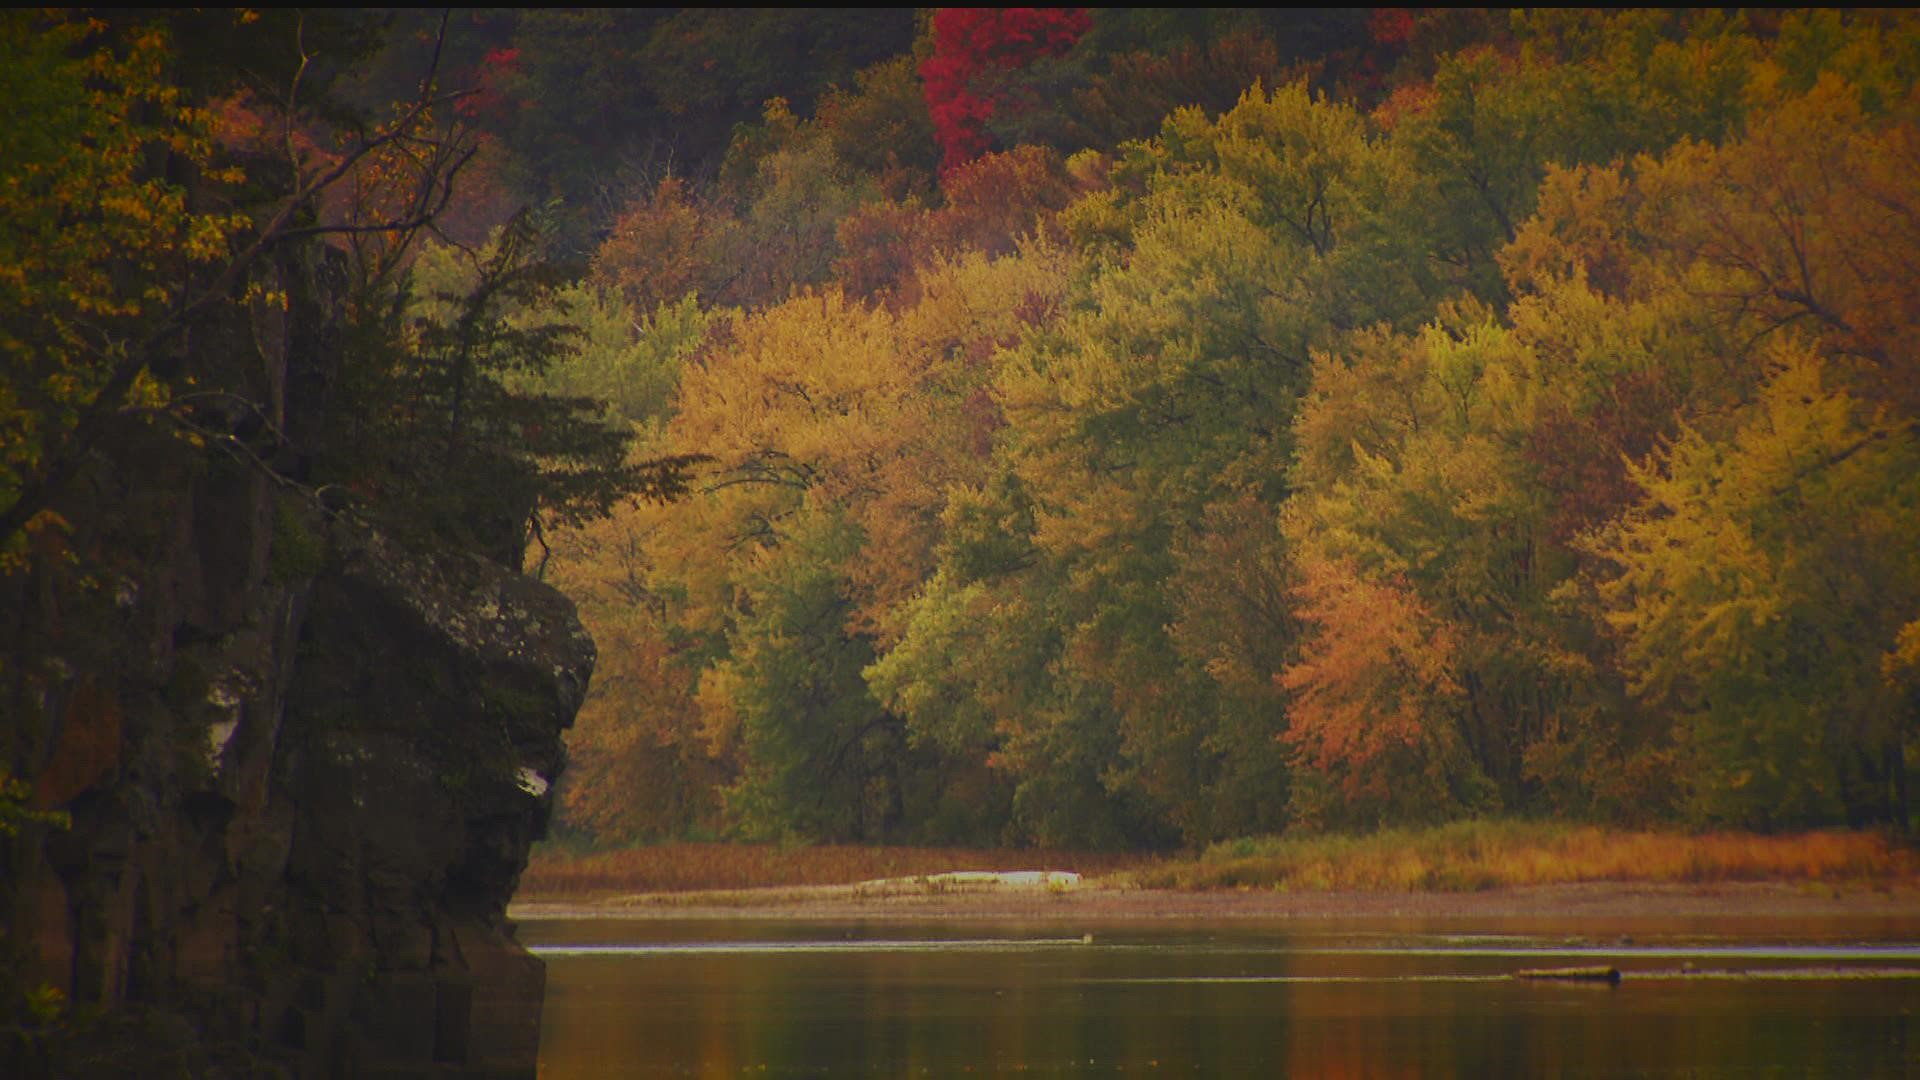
1590, 346, 1920, 828
713, 515, 912, 842
326, 215, 675, 568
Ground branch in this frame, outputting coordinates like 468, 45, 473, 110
272, 142, 479, 241
0, 15, 469, 544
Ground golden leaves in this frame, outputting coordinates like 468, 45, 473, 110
0, 12, 248, 519
1280, 555, 1469, 816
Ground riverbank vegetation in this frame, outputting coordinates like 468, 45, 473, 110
1128, 821, 1916, 892
497, 9, 1920, 851
519, 823, 1916, 898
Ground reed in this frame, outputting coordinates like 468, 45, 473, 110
1127, 821, 1918, 892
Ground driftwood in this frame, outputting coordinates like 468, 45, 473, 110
1515, 966, 1623, 984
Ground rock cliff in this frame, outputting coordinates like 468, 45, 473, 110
1, 244, 587, 1077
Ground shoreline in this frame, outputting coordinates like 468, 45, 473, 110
510, 879, 1920, 924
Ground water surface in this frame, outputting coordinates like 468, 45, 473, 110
523, 913, 1920, 1076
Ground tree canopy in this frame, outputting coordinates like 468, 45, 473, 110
535, 10, 1920, 847
10, 9, 1918, 847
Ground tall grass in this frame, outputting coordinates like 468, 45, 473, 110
518, 842, 1152, 898
1128, 820, 1917, 892
519, 825, 1915, 899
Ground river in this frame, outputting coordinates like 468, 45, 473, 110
521, 913, 1920, 1076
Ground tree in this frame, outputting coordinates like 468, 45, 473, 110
0, 11, 487, 556
1280, 555, 1481, 826
920, 8, 1092, 172
0, 13, 248, 560
1284, 317, 1558, 819
548, 498, 729, 842
486, 5, 1920, 845
1630, 74, 1920, 416
591, 177, 720, 314
1589, 345, 1920, 828
566, 246, 1075, 843
327, 215, 695, 569
1056, 32, 1288, 151
812, 55, 942, 194
832, 146, 1077, 305
710, 514, 916, 842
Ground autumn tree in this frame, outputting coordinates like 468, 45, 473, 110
0, 13, 250, 559
833, 145, 1077, 305
531, 293, 724, 842
1280, 556, 1480, 826
564, 245, 1073, 843
1060, 32, 1288, 151
592, 177, 719, 315
547, 494, 730, 842
1590, 346, 1920, 828
528, 7, 1920, 846
0, 10, 495, 555
920, 8, 1092, 172
877, 83, 1426, 845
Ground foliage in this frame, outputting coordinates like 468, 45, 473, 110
1059, 32, 1289, 151
1280, 556, 1478, 826
0, 12, 247, 564
0, 775, 69, 838
1590, 347, 1920, 828
592, 177, 719, 314
473, 9, 1920, 847
833, 145, 1076, 305
406, 8, 916, 255
813, 55, 943, 194
323, 216, 680, 568
920, 8, 1092, 172
710, 514, 906, 842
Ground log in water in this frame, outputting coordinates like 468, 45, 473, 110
1515, 965, 1623, 984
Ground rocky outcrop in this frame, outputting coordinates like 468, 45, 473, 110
1, 244, 587, 1077
268, 519, 589, 1075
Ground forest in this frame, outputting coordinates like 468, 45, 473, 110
7, 9, 1920, 853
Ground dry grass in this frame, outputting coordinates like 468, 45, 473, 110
518, 842, 1153, 899
519, 825, 1918, 900
1127, 821, 1919, 893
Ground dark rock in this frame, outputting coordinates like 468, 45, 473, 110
2, 242, 586, 1077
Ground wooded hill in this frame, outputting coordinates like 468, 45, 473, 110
520, 10, 1920, 849
10, 10, 1915, 854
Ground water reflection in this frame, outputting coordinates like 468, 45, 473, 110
523, 917, 1920, 1076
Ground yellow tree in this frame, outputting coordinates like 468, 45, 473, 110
1632, 74, 1920, 415
1590, 344, 1920, 828
547, 498, 729, 841
1, 11, 484, 554
0, 14, 247, 556
1284, 315, 1561, 822
603, 242, 1073, 841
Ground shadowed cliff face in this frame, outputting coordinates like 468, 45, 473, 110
1, 244, 588, 1078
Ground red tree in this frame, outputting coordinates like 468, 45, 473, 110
456, 47, 521, 123
919, 8, 1090, 173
